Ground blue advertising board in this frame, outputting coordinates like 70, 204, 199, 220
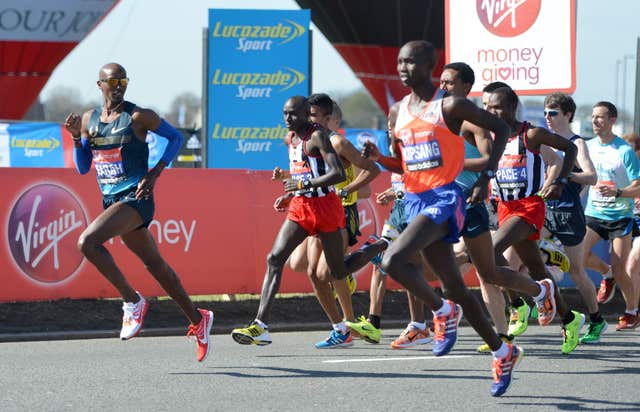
207, 9, 310, 170
6, 122, 65, 167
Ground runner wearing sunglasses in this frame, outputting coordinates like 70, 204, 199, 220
64, 62, 214, 362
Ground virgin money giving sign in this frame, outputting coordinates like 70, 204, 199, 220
446, 0, 576, 96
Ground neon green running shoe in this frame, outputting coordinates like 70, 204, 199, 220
507, 304, 531, 337
530, 304, 538, 319
332, 274, 357, 298
579, 319, 608, 344
477, 334, 514, 353
561, 311, 586, 354
346, 315, 381, 344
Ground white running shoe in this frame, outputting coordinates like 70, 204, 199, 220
120, 292, 149, 340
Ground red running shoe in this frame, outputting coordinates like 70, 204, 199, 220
187, 309, 214, 362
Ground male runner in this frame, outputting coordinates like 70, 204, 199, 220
64, 63, 213, 362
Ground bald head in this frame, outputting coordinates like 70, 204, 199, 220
99, 63, 126, 79
399, 40, 437, 69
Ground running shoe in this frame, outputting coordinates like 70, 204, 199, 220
315, 329, 353, 349
491, 344, 524, 397
332, 274, 357, 298
561, 311, 585, 355
477, 334, 513, 353
539, 238, 570, 273
346, 315, 381, 344
530, 304, 538, 319
120, 291, 149, 340
391, 324, 432, 349
507, 303, 531, 337
231, 322, 272, 345
579, 319, 608, 344
597, 278, 617, 304
536, 279, 556, 326
432, 301, 463, 357
615, 313, 640, 331
187, 309, 214, 362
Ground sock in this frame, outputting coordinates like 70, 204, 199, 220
602, 265, 613, 279
491, 342, 509, 359
511, 297, 526, 308
254, 318, 268, 329
589, 312, 603, 324
533, 283, 547, 302
625, 309, 638, 316
433, 299, 452, 317
410, 321, 427, 330
368, 314, 381, 329
333, 321, 347, 334
562, 311, 575, 325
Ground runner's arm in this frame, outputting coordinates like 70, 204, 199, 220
569, 139, 597, 186
330, 133, 380, 195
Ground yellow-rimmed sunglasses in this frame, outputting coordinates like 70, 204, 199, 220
99, 77, 129, 87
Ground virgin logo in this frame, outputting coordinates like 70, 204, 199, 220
477, 0, 541, 37
7, 184, 87, 283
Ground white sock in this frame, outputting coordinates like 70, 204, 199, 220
410, 321, 427, 330
533, 282, 547, 302
625, 309, 638, 316
433, 299, 452, 317
254, 318, 268, 329
333, 321, 347, 334
492, 342, 509, 359
602, 266, 613, 279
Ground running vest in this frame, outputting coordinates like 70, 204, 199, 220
332, 131, 358, 206
87, 101, 149, 195
455, 138, 482, 197
288, 123, 334, 197
492, 121, 545, 201
394, 89, 465, 193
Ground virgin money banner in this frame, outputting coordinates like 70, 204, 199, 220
445, 0, 576, 96
4, 169, 476, 302
207, 9, 310, 170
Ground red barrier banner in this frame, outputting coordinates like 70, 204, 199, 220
1, 169, 478, 302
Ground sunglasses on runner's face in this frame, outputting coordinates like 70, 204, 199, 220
543, 110, 560, 117
100, 78, 129, 87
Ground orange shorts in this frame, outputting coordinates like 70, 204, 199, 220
287, 192, 345, 235
497, 195, 546, 240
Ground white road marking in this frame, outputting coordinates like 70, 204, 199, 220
322, 355, 472, 364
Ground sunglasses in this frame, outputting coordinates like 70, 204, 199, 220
100, 77, 129, 87
543, 110, 560, 117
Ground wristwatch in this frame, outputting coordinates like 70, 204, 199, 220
338, 189, 349, 199
481, 169, 495, 178
302, 179, 312, 189
615, 188, 623, 198
552, 177, 569, 186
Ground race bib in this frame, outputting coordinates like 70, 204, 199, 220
591, 180, 616, 208
402, 140, 443, 172
496, 155, 527, 189
290, 160, 313, 194
93, 147, 126, 184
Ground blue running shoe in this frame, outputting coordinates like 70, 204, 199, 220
315, 329, 354, 349
431, 301, 463, 357
491, 344, 524, 397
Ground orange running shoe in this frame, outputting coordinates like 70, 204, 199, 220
597, 278, 617, 304
187, 309, 214, 362
535, 279, 556, 326
615, 313, 640, 331
391, 324, 433, 349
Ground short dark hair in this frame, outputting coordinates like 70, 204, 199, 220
593, 101, 618, 118
308, 93, 333, 115
482, 81, 510, 93
331, 101, 342, 121
443, 62, 475, 88
492, 86, 519, 110
544, 92, 576, 122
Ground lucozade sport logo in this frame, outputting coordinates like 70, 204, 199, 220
7, 184, 87, 283
477, 0, 541, 37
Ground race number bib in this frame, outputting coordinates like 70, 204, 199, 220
290, 160, 313, 194
591, 180, 616, 208
401, 140, 443, 172
496, 155, 527, 189
93, 147, 126, 184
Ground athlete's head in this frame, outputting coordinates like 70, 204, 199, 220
397, 40, 437, 88
440, 62, 475, 97
543, 92, 576, 132
328, 101, 342, 132
97, 63, 128, 104
592, 101, 617, 137
283, 96, 310, 132
486, 87, 519, 124
482, 81, 510, 109
308, 93, 333, 128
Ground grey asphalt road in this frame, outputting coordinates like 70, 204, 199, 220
1, 325, 639, 411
